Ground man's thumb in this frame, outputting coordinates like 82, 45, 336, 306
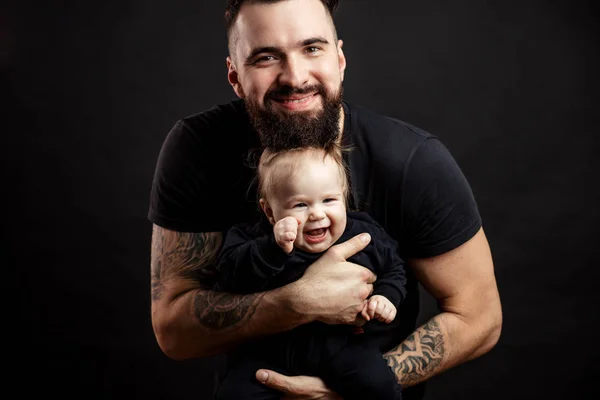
334, 233, 371, 260
256, 370, 270, 384
256, 369, 289, 392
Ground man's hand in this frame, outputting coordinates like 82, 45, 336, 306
286, 233, 376, 326
274, 216, 299, 254
256, 370, 342, 400
361, 294, 397, 323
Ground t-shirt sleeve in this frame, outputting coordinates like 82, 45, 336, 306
147, 120, 227, 233
399, 137, 482, 258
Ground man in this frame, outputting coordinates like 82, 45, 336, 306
148, 0, 502, 398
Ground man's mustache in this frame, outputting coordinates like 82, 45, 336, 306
266, 85, 325, 100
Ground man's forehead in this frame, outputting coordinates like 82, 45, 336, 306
232, 0, 334, 53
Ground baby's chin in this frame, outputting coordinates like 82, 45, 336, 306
296, 241, 333, 253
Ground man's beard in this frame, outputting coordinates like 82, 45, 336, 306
244, 83, 343, 152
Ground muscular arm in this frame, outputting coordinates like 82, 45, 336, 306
150, 224, 303, 359
150, 224, 374, 360
257, 228, 502, 397
384, 227, 502, 388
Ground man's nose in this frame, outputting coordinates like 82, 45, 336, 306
278, 56, 309, 88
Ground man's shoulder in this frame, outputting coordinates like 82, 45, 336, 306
165, 99, 258, 158
344, 101, 437, 146
342, 101, 451, 184
178, 99, 248, 133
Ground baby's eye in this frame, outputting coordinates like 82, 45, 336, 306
293, 203, 307, 208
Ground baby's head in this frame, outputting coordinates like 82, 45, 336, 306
258, 147, 348, 253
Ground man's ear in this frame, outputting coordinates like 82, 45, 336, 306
227, 56, 245, 99
337, 39, 347, 82
259, 198, 275, 225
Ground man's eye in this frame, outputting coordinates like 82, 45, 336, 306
255, 55, 276, 63
306, 46, 321, 53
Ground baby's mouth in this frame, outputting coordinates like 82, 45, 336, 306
304, 228, 328, 244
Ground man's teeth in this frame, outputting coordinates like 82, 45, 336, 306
282, 96, 310, 103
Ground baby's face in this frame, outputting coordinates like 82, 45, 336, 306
265, 151, 347, 253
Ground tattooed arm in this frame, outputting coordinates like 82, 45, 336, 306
256, 228, 502, 397
150, 224, 374, 360
384, 227, 502, 388
151, 224, 293, 359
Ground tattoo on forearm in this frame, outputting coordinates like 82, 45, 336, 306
194, 290, 265, 331
150, 225, 266, 331
385, 319, 445, 387
151, 226, 222, 301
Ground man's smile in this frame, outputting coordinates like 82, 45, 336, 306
272, 93, 319, 111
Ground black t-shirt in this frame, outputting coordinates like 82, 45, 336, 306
148, 99, 481, 398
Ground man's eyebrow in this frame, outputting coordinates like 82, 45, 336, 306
245, 37, 330, 64
301, 37, 329, 46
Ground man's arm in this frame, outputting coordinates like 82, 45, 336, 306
384, 227, 502, 387
151, 224, 293, 359
256, 227, 502, 397
150, 224, 375, 360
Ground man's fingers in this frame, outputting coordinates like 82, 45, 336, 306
352, 313, 368, 327
256, 369, 294, 393
360, 306, 370, 321
332, 233, 371, 261
258, 370, 343, 400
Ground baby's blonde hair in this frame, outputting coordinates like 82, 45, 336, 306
257, 144, 352, 205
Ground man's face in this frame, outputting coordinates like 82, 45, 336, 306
227, 0, 347, 143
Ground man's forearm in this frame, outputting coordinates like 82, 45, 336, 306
384, 311, 501, 388
152, 283, 306, 360
150, 225, 309, 360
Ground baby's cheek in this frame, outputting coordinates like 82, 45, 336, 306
292, 213, 308, 227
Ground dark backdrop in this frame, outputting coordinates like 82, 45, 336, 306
5, 0, 599, 398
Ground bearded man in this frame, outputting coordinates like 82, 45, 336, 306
148, 1, 502, 398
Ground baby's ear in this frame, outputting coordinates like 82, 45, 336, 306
259, 198, 275, 225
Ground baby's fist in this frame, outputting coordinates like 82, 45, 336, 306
274, 216, 299, 254
363, 295, 397, 324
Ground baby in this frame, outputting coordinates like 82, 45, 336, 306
214, 146, 406, 400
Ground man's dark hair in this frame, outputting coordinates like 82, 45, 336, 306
225, 0, 340, 40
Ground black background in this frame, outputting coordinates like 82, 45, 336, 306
5, 0, 600, 398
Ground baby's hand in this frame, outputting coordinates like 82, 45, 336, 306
274, 216, 299, 254
360, 295, 397, 323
